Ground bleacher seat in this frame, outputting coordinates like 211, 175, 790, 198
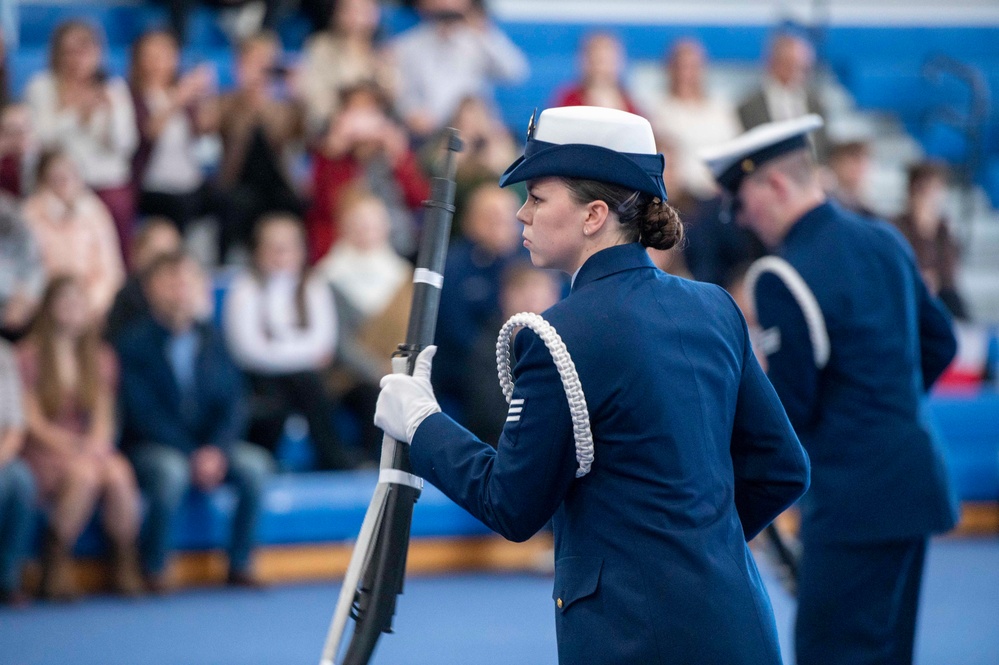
66, 470, 491, 557
927, 392, 999, 502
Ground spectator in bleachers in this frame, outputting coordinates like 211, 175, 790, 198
156, 0, 283, 46
433, 183, 524, 414
0, 104, 40, 198
420, 94, 519, 216
299, 0, 395, 139
651, 39, 742, 197
390, 0, 528, 140
307, 82, 429, 262
0, 339, 36, 606
318, 187, 412, 457
737, 29, 828, 159
17, 276, 144, 600
224, 214, 358, 470
824, 140, 876, 217
117, 251, 274, 591
553, 32, 639, 114
129, 30, 222, 235
25, 21, 139, 262
464, 261, 561, 446
23, 149, 125, 323
208, 31, 306, 263
0, 195, 45, 342
893, 161, 968, 319
106, 217, 183, 342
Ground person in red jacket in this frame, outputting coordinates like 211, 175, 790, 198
553, 32, 640, 115
305, 82, 429, 263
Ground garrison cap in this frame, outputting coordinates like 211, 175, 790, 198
499, 106, 668, 201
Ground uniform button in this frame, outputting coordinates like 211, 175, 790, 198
556, 598, 563, 608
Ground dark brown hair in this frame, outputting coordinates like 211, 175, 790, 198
559, 178, 684, 251
128, 29, 179, 91
250, 214, 311, 331
49, 20, 101, 76
27, 276, 102, 419
907, 160, 950, 193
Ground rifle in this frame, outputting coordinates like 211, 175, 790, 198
320, 129, 463, 665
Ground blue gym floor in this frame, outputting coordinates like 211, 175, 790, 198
2, 538, 997, 665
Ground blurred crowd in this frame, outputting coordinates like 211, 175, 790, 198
0, 0, 973, 605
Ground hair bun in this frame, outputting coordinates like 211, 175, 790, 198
639, 199, 684, 251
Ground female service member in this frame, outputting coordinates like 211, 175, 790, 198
375, 106, 810, 664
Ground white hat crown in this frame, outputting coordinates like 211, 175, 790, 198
534, 106, 657, 155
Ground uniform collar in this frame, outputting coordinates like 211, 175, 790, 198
570, 243, 655, 293
782, 200, 834, 249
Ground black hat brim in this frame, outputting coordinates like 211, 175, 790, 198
499, 141, 668, 201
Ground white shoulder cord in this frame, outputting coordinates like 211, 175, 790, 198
745, 256, 830, 369
496, 312, 594, 478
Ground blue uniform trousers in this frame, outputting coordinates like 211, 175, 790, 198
795, 538, 927, 665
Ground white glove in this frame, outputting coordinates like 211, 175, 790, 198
374, 346, 441, 444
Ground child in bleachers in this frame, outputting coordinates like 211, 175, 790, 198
224, 213, 357, 470
0, 338, 36, 606
306, 81, 428, 262
17, 276, 144, 600
299, 0, 395, 139
25, 21, 139, 262
554, 32, 639, 114
318, 187, 413, 457
22, 149, 125, 323
129, 30, 222, 237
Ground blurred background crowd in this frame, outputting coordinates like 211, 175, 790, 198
0, 0, 996, 606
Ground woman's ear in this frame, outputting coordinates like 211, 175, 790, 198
582, 199, 610, 237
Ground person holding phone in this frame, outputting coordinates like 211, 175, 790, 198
390, 0, 528, 139
25, 21, 139, 264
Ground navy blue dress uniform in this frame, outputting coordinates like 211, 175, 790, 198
413, 243, 809, 664
376, 107, 811, 664
703, 116, 958, 664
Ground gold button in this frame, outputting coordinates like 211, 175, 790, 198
741, 158, 755, 173
556, 598, 563, 608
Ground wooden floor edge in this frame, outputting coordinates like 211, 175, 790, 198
30, 502, 999, 595
951, 501, 999, 536
38, 534, 557, 594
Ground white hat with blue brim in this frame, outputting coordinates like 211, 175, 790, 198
700, 114, 825, 195
499, 106, 668, 201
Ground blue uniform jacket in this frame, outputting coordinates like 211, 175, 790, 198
412, 243, 809, 665
116, 316, 248, 456
751, 201, 958, 544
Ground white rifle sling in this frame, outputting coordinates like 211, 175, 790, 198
496, 312, 594, 478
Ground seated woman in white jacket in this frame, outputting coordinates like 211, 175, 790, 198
223, 214, 356, 470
